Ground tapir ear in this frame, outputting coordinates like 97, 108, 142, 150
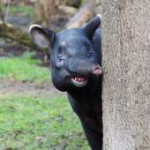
83, 14, 101, 39
29, 24, 55, 48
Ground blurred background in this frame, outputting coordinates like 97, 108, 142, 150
0, 0, 100, 149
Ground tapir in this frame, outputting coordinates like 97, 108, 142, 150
29, 15, 103, 150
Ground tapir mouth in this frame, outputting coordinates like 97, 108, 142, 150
71, 77, 87, 87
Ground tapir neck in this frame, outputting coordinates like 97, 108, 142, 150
67, 75, 102, 122
67, 76, 102, 103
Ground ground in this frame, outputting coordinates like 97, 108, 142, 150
0, 78, 62, 98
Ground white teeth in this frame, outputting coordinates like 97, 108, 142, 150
71, 77, 87, 87
74, 77, 85, 82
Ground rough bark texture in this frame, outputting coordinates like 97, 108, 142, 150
101, 0, 150, 150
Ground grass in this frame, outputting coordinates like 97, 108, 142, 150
0, 52, 51, 82
0, 95, 89, 150
0, 52, 89, 150
3, 5, 35, 17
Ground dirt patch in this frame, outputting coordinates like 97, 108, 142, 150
0, 79, 65, 98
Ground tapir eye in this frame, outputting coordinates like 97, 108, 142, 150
88, 50, 93, 58
58, 55, 63, 62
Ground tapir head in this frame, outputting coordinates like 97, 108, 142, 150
29, 15, 102, 91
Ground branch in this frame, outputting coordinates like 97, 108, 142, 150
0, 20, 37, 49
66, 2, 95, 28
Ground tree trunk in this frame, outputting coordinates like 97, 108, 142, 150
35, 0, 54, 27
101, 0, 150, 150
0, 0, 4, 21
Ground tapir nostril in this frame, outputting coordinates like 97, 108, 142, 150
92, 65, 102, 75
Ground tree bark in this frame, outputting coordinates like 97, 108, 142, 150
101, 0, 150, 150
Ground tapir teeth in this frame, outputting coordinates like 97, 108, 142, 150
71, 77, 87, 87
74, 77, 85, 82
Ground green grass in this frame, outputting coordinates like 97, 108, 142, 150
3, 5, 35, 17
0, 95, 89, 150
0, 52, 50, 82
0, 52, 89, 149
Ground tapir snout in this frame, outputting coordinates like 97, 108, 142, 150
92, 65, 102, 75
67, 56, 102, 76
